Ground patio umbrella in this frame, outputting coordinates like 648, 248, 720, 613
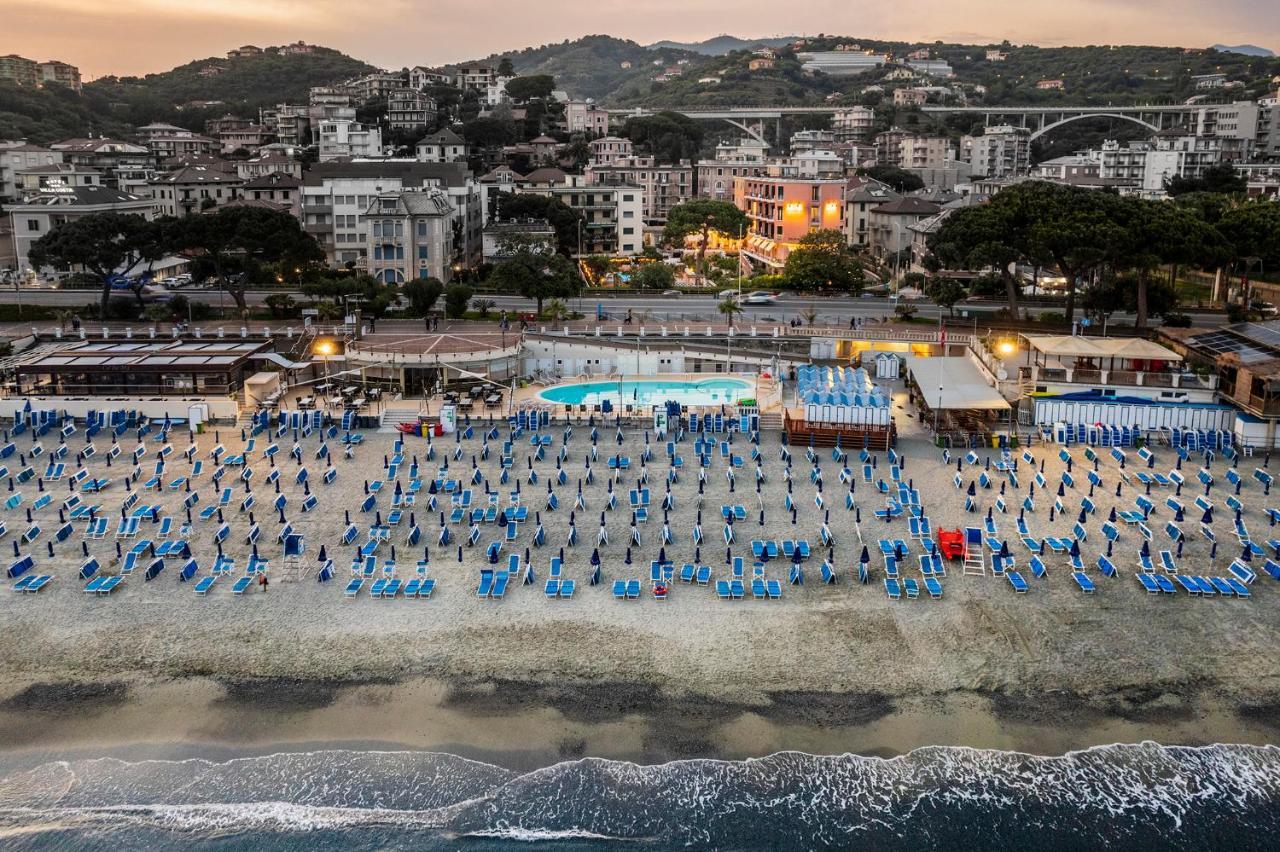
1202, 507, 1214, 524
1069, 539, 1080, 558
1141, 540, 1150, 558
591, 548, 601, 567
1000, 540, 1011, 558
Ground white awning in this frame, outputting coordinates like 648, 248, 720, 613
906, 356, 1010, 411
1021, 335, 1182, 362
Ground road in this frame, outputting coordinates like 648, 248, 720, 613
0, 287, 1225, 328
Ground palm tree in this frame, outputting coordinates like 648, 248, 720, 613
316, 300, 343, 321
51, 309, 73, 333
717, 296, 743, 329
543, 298, 569, 322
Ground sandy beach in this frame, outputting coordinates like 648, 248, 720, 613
3, 383, 1280, 768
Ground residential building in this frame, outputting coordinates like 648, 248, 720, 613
217, 124, 274, 154
482, 220, 555, 263
478, 166, 526, 220
317, 120, 384, 162
963, 125, 1032, 178
866, 197, 941, 260
265, 104, 309, 146
985, 49, 1007, 62
409, 67, 452, 90
205, 115, 253, 136
0, 55, 39, 88
47, 138, 154, 195
387, 89, 438, 131
344, 72, 403, 102
14, 162, 100, 195
484, 77, 512, 107
307, 87, 355, 137
137, 123, 219, 159
893, 87, 928, 107
416, 128, 468, 163
1032, 153, 1102, 182
733, 165, 845, 272
235, 154, 302, 181
241, 172, 302, 219
584, 156, 693, 223
1192, 101, 1260, 156
832, 107, 875, 142
37, 60, 82, 93
528, 136, 559, 161
844, 178, 899, 249
301, 160, 482, 269
0, 143, 62, 202
227, 45, 263, 59
278, 41, 315, 55
1036, 79, 1065, 91
789, 129, 836, 155
1141, 133, 1227, 193
147, 166, 243, 217
454, 66, 497, 91
899, 135, 952, 171
748, 58, 775, 71
564, 100, 610, 137
589, 136, 634, 165
364, 189, 457, 284
1254, 93, 1279, 160
8, 185, 155, 273
787, 150, 845, 179
696, 138, 770, 200
544, 179, 643, 255
1193, 73, 1228, 90
796, 51, 888, 75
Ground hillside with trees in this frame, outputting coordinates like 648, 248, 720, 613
0, 46, 374, 144
473, 35, 697, 102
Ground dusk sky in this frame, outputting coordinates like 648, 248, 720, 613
8, 0, 1278, 79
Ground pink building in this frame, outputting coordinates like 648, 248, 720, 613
734, 166, 845, 271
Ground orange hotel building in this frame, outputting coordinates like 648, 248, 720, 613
733, 165, 845, 272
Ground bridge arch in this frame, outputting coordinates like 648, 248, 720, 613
1029, 112, 1160, 142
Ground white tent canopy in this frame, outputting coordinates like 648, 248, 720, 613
906, 356, 1010, 411
1021, 335, 1182, 362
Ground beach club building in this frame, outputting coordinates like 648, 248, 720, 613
1009, 334, 1232, 439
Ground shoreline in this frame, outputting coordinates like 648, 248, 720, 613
3, 672, 1279, 771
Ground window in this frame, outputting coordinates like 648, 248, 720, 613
418, 245, 429, 259
623, 210, 634, 219
417, 221, 427, 237
622, 194, 635, 202
26, 219, 40, 232
622, 227, 634, 235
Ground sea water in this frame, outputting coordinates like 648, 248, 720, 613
1, 744, 1278, 850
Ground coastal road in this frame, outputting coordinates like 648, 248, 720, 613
0, 287, 1226, 327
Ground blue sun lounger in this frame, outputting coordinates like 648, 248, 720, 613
884, 578, 901, 599
1006, 571, 1028, 593
1073, 572, 1095, 593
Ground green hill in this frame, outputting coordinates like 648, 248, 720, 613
0, 47, 374, 144
476, 35, 697, 101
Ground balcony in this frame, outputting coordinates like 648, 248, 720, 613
1018, 365, 1217, 391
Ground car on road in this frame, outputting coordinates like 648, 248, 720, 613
742, 291, 778, 305
718, 289, 738, 299
660, 289, 681, 297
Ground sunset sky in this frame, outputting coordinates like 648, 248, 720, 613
8, 0, 1278, 79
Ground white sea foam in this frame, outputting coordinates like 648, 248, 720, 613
1, 743, 1278, 846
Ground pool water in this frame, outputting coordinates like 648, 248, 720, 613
539, 377, 751, 407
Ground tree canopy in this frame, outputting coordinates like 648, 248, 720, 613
504, 75, 555, 102
488, 249, 582, 315
494, 192, 585, 256
782, 229, 864, 293
28, 213, 166, 315
663, 199, 748, 281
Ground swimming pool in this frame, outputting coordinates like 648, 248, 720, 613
538, 377, 751, 407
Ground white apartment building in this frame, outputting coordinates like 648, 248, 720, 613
301, 161, 482, 269
583, 156, 693, 223
844, 180, 899, 249
962, 125, 1031, 178
409, 67, 453, 90
564, 100, 610, 137
343, 72, 403, 102
363, 189, 457, 284
416, 128, 468, 163
789, 130, 836, 155
1141, 135, 1225, 193
0, 142, 61, 202
543, 178, 643, 255
454, 66, 497, 91
317, 120, 383, 162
